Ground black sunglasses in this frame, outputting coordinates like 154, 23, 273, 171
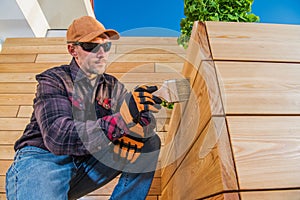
73, 42, 112, 53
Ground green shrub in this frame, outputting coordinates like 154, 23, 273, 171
178, 0, 260, 48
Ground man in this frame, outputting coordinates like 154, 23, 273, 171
6, 16, 162, 200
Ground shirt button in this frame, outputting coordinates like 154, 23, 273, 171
112, 133, 116, 138
120, 130, 124, 135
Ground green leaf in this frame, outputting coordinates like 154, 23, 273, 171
178, 0, 260, 48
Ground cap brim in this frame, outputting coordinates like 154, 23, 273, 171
79, 29, 120, 42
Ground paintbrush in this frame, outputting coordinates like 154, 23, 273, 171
152, 78, 190, 103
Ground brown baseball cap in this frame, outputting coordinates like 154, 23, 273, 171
66, 16, 120, 43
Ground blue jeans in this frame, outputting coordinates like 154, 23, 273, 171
6, 135, 160, 200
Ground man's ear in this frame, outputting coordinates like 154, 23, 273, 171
67, 44, 77, 57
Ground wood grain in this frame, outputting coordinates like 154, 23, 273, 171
0, 94, 35, 105
228, 116, 300, 190
0, 118, 29, 131
154, 63, 183, 73
1, 45, 69, 54
240, 190, 300, 200
0, 106, 19, 117
17, 106, 33, 118
0, 131, 22, 145
0, 54, 37, 63
162, 117, 237, 199
0, 146, 15, 160
206, 21, 300, 62
0, 83, 37, 94
3, 37, 66, 46
0, 73, 36, 82
0, 63, 67, 73
0, 160, 12, 175
216, 61, 300, 115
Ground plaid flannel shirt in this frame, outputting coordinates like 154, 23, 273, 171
14, 59, 129, 156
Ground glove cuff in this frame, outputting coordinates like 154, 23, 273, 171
101, 113, 130, 142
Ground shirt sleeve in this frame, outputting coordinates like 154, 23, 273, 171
34, 71, 125, 156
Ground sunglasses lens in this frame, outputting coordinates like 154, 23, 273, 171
81, 43, 99, 52
102, 42, 112, 52
80, 42, 112, 53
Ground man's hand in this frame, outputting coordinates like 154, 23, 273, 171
120, 85, 162, 128
113, 85, 161, 163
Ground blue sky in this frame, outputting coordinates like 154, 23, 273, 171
95, 0, 300, 36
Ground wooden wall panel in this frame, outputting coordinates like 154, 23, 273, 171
228, 116, 300, 190
162, 117, 237, 199
216, 61, 300, 115
240, 190, 300, 200
206, 21, 300, 62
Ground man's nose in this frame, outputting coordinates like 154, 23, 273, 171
96, 46, 106, 56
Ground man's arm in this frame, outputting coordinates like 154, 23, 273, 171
34, 71, 128, 156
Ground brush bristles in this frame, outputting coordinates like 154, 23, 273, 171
166, 78, 190, 102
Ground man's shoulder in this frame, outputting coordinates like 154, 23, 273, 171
36, 64, 71, 81
41, 64, 70, 75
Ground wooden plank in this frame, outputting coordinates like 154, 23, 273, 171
0, 193, 6, 200
0, 106, 19, 117
216, 62, 300, 115
17, 106, 33, 118
0, 146, 15, 160
228, 116, 300, 190
0, 160, 12, 175
3, 37, 66, 46
116, 45, 185, 54
155, 63, 183, 73
240, 190, 300, 200
0, 94, 34, 105
206, 21, 300, 62
161, 65, 212, 189
0, 131, 22, 145
0, 73, 36, 82
35, 53, 72, 63
164, 117, 237, 200
181, 21, 212, 85
0, 176, 5, 194
1, 45, 69, 54
36, 53, 186, 63
200, 61, 224, 116
0, 54, 37, 63
0, 83, 37, 94
0, 63, 67, 73
0, 118, 29, 131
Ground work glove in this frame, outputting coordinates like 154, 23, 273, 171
120, 85, 161, 137
112, 112, 157, 163
114, 85, 162, 163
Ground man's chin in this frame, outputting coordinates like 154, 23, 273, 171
93, 64, 106, 75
